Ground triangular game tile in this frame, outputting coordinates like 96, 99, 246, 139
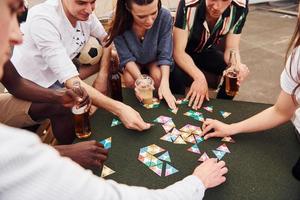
165, 163, 179, 176
173, 136, 187, 144
99, 137, 112, 149
158, 151, 171, 162
153, 116, 172, 124
111, 118, 122, 127
169, 108, 179, 114
198, 152, 210, 162
221, 136, 235, 143
216, 143, 231, 153
187, 144, 201, 154
203, 106, 213, 112
194, 135, 204, 143
146, 144, 166, 155
219, 111, 231, 118
176, 98, 189, 105
160, 133, 174, 143
212, 150, 226, 160
149, 163, 163, 176
101, 165, 115, 178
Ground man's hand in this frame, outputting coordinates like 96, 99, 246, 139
117, 104, 151, 131
186, 76, 209, 110
57, 87, 91, 111
193, 158, 228, 189
55, 140, 109, 169
201, 118, 233, 140
158, 81, 176, 109
237, 63, 249, 85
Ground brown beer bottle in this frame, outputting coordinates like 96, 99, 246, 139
72, 81, 92, 139
225, 50, 239, 96
109, 56, 123, 102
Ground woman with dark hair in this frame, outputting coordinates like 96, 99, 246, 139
200, 8, 300, 180
106, 0, 176, 109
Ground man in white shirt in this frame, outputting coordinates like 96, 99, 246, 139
0, 1, 228, 199
11, 0, 151, 131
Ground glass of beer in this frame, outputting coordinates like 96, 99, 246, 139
72, 105, 91, 139
72, 81, 91, 139
224, 68, 239, 96
135, 74, 154, 104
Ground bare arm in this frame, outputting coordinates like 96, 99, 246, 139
224, 33, 249, 84
2, 60, 62, 104
202, 90, 297, 139
173, 27, 208, 109
125, 61, 142, 80
231, 91, 297, 134
173, 27, 204, 81
224, 33, 242, 64
65, 76, 150, 131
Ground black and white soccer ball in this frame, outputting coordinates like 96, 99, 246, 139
78, 37, 103, 65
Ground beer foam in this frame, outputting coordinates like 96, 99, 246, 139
72, 105, 88, 114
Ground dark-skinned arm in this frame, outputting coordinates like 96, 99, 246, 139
2, 60, 89, 108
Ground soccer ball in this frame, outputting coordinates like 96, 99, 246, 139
78, 37, 103, 65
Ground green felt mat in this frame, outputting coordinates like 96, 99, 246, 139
77, 89, 300, 200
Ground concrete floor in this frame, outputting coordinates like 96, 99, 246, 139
237, 4, 296, 104
1, 2, 297, 104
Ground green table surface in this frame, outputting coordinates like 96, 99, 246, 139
80, 89, 300, 200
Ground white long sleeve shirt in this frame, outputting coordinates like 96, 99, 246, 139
0, 124, 206, 200
11, 0, 107, 88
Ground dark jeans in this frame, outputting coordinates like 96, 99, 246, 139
170, 47, 234, 100
292, 128, 300, 181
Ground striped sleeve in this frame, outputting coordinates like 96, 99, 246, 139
174, 0, 187, 29
232, 8, 248, 34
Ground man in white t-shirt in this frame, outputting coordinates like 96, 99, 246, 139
0, 1, 228, 198
11, 0, 151, 131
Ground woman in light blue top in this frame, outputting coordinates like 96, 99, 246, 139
105, 0, 176, 109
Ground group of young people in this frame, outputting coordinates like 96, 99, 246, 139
0, 0, 299, 198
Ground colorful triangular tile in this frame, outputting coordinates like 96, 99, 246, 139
187, 144, 201, 154
158, 151, 171, 162
216, 143, 231, 153
149, 156, 164, 167
193, 115, 205, 122
219, 111, 231, 118
165, 163, 179, 176
180, 124, 201, 133
185, 134, 196, 144
176, 98, 189, 105
162, 120, 175, 133
194, 135, 204, 143
146, 144, 166, 155
183, 110, 194, 117
171, 128, 182, 136
221, 136, 235, 143
203, 106, 213, 112
169, 108, 179, 114
101, 165, 115, 178
212, 150, 226, 160
160, 133, 174, 143
149, 163, 163, 176
111, 118, 122, 127
99, 137, 112, 149
153, 116, 172, 124
173, 136, 187, 144
198, 152, 209, 162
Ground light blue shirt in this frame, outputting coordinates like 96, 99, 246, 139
114, 8, 173, 70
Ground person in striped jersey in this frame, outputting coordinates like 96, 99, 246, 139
171, 0, 250, 109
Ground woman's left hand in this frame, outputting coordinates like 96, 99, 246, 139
237, 63, 250, 85
158, 82, 177, 109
